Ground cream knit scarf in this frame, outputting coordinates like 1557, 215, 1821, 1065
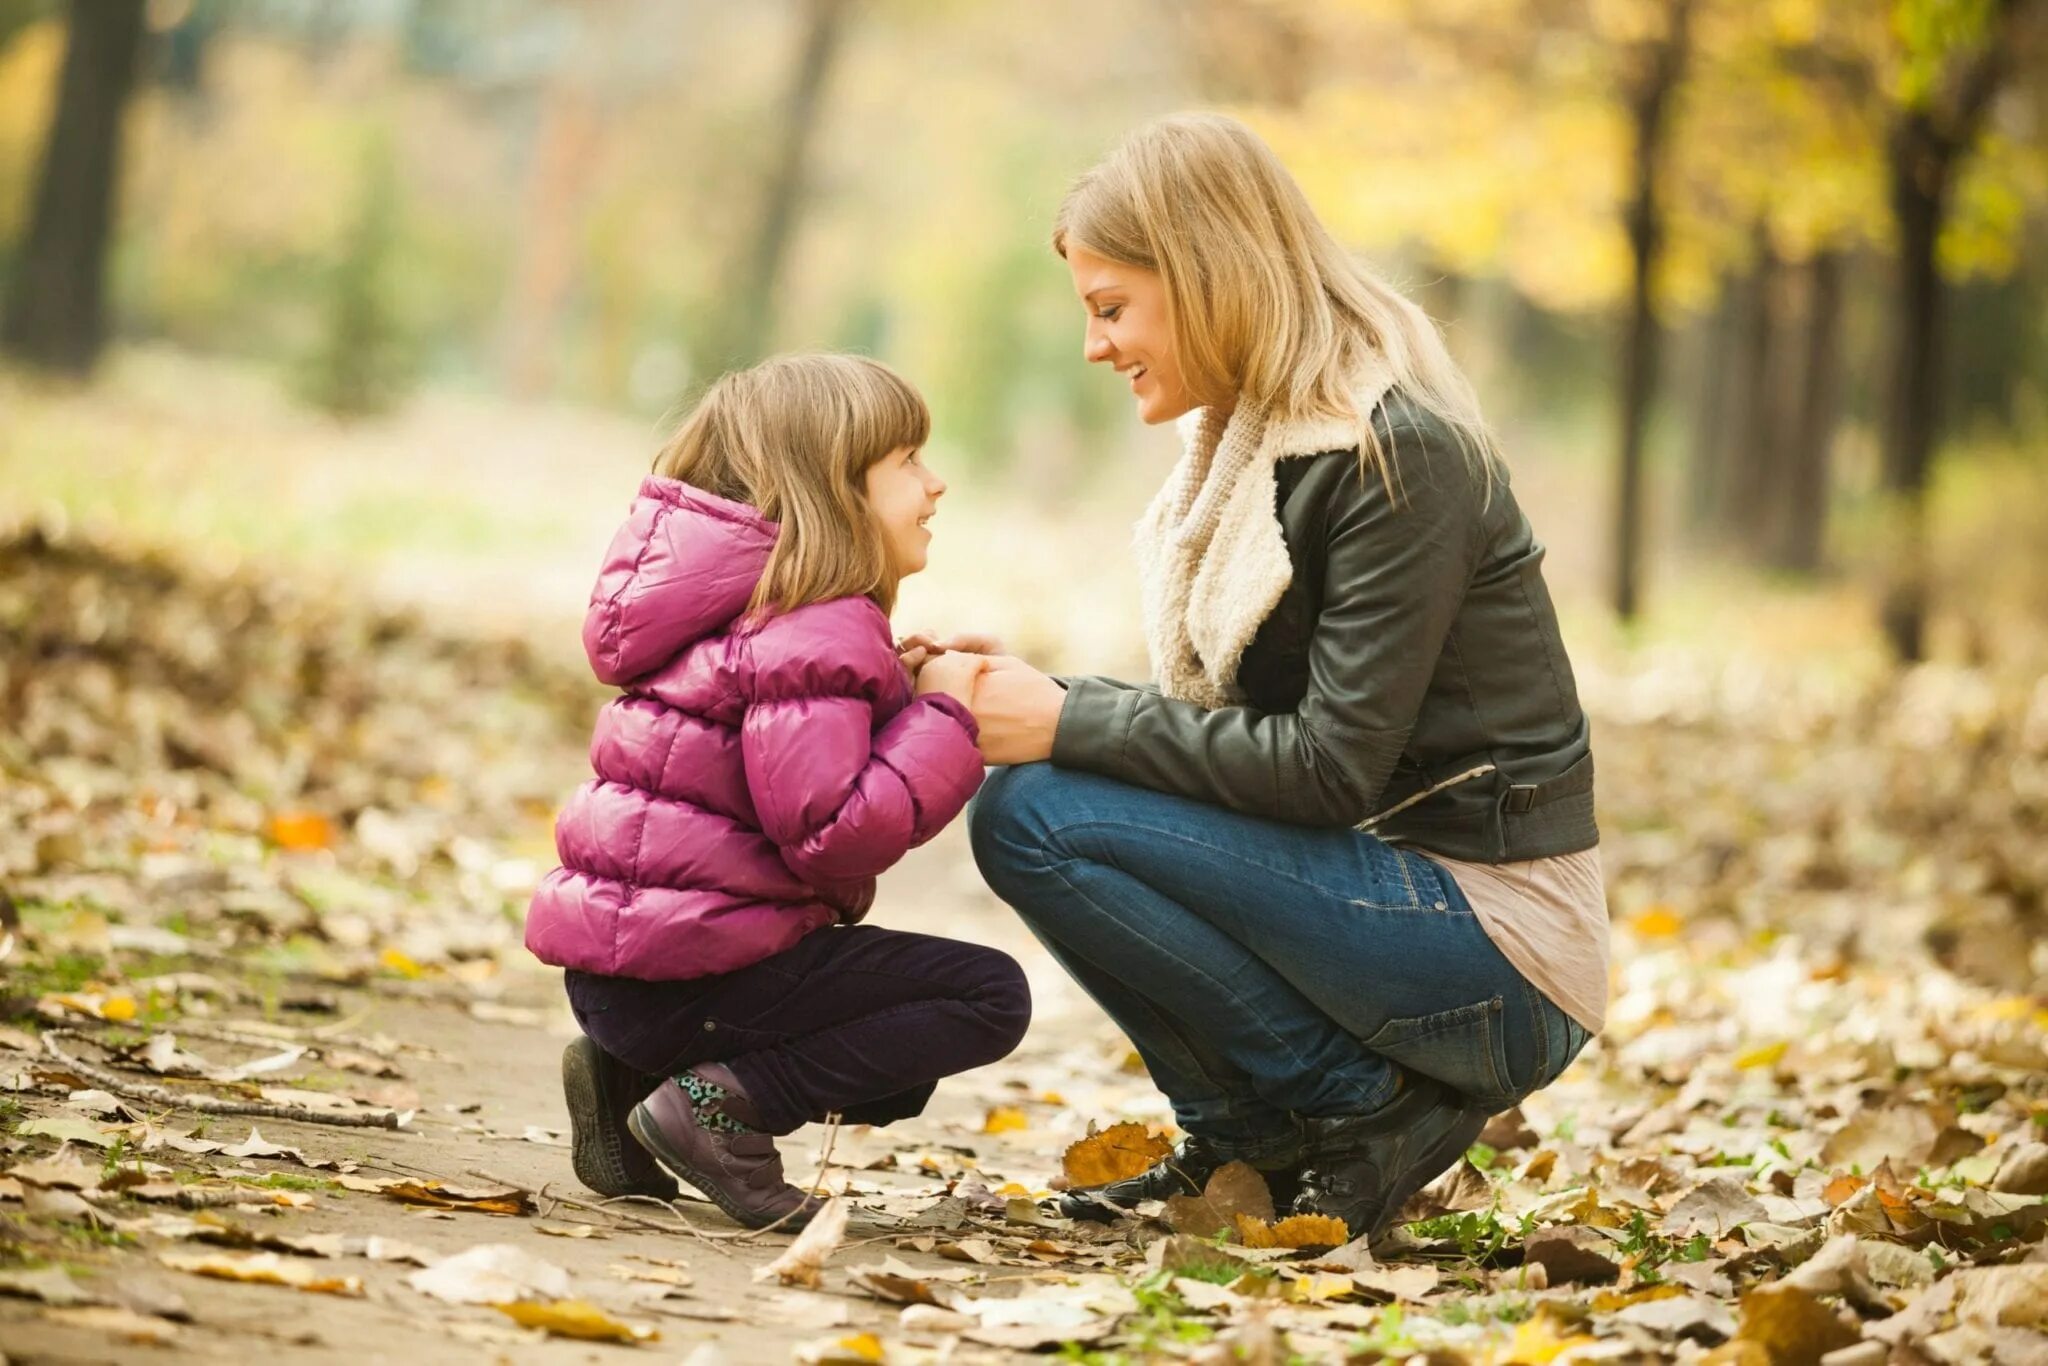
1133, 355, 1397, 709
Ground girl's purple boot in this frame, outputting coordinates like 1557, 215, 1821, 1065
627, 1063, 822, 1231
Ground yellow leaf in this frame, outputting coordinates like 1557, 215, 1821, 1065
493, 1299, 658, 1343
995, 1182, 1035, 1198
836, 1333, 886, 1361
982, 1106, 1028, 1135
1591, 1283, 1686, 1312
1734, 1041, 1787, 1070
1062, 1121, 1172, 1188
1629, 905, 1683, 938
266, 810, 335, 852
1234, 1212, 1350, 1250
1285, 1272, 1358, 1303
100, 994, 137, 1022
1505, 1314, 1597, 1364
158, 1250, 362, 1297
1039, 1090, 1067, 1105
379, 947, 423, 980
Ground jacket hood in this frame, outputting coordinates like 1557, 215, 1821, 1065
582, 477, 777, 686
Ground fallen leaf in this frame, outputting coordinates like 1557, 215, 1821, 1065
14, 1115, 115, 1147
1235, 1213, 1350, 1250
41, 1305, 180, 1344
158, 1250, 363, 1297
267, 810, 336, 851
1061, 1121, 1171, 1188
1505, 1311, 1598, 1363
378, 1179, 533, 1215
793, 1332, 886, 1364
1662, 1176, 1770, 1237
1523, 1225, 1621, 1285
1164, 1160, 1274, 1238
755, 1197, 852, 1288
849, 1267, 955, 1307
407, 1244, 571, 1304
982, 1106, 1028, 1134
0, 1265, 102, 1306
1735, 1281, 1860, 1363
493, 1298, 658, 1343
8, 1154, 105, 1191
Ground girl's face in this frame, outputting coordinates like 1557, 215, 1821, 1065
864, 445, 947, 577
1066, 243, 1194, 424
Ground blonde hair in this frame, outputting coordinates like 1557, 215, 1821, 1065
654, 353, 929, 616
1053, 112, 1497, 494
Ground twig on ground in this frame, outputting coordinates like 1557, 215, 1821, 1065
465, 1167, 738, 1256
39, 1028, 408, 1130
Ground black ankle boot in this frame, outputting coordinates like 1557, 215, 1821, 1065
1058, 1136, 1302, 1223
1293, 1079, 1488, 1242
562, 1038, 679, 1200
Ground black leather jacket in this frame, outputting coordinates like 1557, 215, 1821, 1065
1051, 392, 1597, 863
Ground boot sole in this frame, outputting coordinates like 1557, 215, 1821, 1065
1368, 1109, 1490, 1247
627, 1102, 813, 1233
562, 1040, 677, 1201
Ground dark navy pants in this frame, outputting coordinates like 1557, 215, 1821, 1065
566, 925, 1031, 1136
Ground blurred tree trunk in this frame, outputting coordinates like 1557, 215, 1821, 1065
1685, 273, 1744, 538
1771, 249, 1842, 573
1, 0, 145, 376
501, 79, 602, 397
1611, 0, 1693, 623
1732, 228, 1784, 557
1878, 0, 2027, 662
710, 0, 850, 372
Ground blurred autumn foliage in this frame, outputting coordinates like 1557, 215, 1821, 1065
0, 0, 2040, 659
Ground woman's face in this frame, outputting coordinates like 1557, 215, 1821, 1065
1066, 244, 1195, 424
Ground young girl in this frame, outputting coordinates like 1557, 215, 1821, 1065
525, 353, 1030, 1230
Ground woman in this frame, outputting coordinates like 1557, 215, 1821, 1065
956, 114, 1607, 1245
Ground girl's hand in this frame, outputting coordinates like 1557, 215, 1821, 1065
965, 657, 1065, 765
914, 650, 989, 707
898, 629, 1006, 660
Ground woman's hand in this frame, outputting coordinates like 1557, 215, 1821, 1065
966, 656, 1065, 765
913, 650, 989, 707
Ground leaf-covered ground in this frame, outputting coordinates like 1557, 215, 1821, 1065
2, 523, 2044, 1364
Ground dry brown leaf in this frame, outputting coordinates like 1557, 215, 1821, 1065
1061, 1121, 1172, 1188
378, 1179, 533, 1215
1164, 1160, 1274, 1238
493, 1299, 658, 1344
1734, 1282, 1861, 1363
754, 1197, 852, 1288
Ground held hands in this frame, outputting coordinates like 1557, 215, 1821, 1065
896, 630, 1004, 673
912, 649, 989, 707
898, 630, 1062, 764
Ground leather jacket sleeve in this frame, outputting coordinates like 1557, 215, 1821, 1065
1050, 410, 1485, 828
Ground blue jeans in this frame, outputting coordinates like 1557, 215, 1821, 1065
970, 764, 1587, 1159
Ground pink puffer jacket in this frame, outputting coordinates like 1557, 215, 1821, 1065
524, 477, 985, 981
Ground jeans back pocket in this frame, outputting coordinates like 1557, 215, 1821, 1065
1362, 995, 1518, 1111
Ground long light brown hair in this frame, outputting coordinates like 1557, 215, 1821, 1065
654, 353, 929, 616
1053, 112, 1498, 494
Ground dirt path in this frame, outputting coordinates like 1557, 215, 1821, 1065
0, 833, 1158, 1364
